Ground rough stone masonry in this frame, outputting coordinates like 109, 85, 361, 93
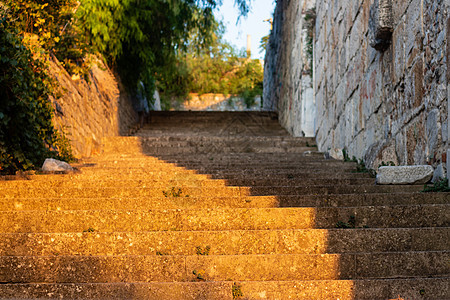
266, 0, 449, 177
313, 0, 449, 172
264, 0, 316, 137
50, 56, 137, 158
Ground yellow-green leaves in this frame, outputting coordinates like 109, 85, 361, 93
0, 18, 74, 174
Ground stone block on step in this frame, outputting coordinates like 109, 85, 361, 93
41, 158, 73, 172
376, 165, 434, 185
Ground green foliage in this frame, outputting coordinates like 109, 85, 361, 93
192, 269, 206, 281
260, 33, 270, 53
336, 215, 356, 229
196, 245, 211, 255
342, 149, 356, 162
4, 0, 255, 107
162, 187, 190, 198
422, 178, 450, 193
78, 0, 217, 102
3, 0, 91, 76
159, 24, 264, 107
186, 40, 263, 96
83, 227, 96, 233
354, 159, 369, 173
232, 282, 243, 299
379, 161, 396, 167
342, 149, 376, 177
0, 17, 74, 174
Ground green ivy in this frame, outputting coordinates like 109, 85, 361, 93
0, 17, 73, 174
422, 178, 450, 193
3, 0, 91, 77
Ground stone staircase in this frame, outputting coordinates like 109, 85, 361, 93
0, 111, 448, 299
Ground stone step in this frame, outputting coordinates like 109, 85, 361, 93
0, 177, 376, 189
78, 157, 339, 166
147, 152, 328, 160
1, 196, 279, 211
1, 228, 447, 256
220, 178, 376, 187
105, 136, 314, 143
1, 205, 447, 233
77, 163, 358, 172
139, 126, 287, 132
77, 165, 361, 176
142, 121, 284, 127
162, 154, 325, 160
0, 178, 230, 190
81, 159, 354, 169
4, 170, 373, 184
210, 172, 374, 180
140, 123, 284, 128
0, 185, 424, 199
102, 146, 316, 155
1, 252, 448, 283
0, 278, 448, 300
278, 192, 450, 207
0, 186, 243, 198
20, 170, 371, 182
91, 151, 326, 161
86, 155, 330, 162
146, 114, 281, 123
147, 112, 281, 122
136, 132, 293, 138
1, 193, 447, 211
245, 185, 423, 196
85, 158, 342, 167
102, 141, 314, 150
135, 130, 292, 137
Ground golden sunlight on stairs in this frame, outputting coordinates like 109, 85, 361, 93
0, 112, 448, 299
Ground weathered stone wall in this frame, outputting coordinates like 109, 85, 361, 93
50, 56, 137, 158
263, 0, 315, 137
314, 0, 449, 171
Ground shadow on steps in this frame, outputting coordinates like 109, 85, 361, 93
0, 111, 448, 299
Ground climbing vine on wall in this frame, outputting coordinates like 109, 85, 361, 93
0, 16, 74, 174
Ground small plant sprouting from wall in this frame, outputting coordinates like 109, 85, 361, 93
379, 161, 396, 167
422, 178, 450, 193
342, 149, 376, 177
342, 149, 357, 162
